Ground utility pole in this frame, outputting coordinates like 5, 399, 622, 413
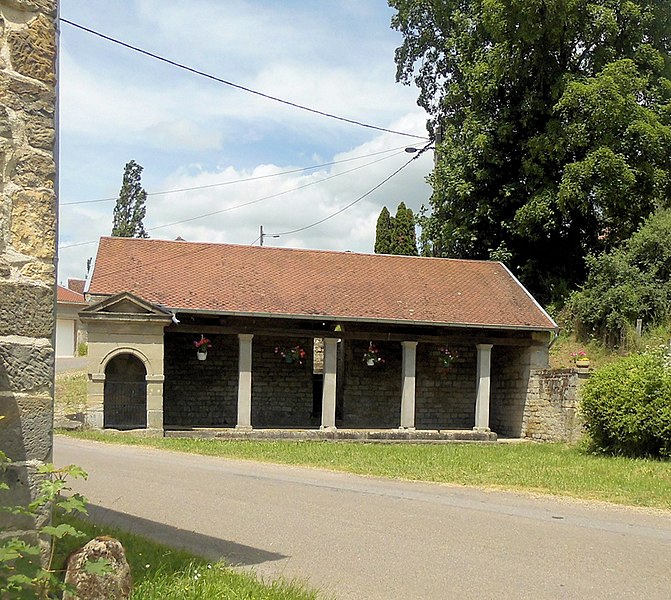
259, 225, 279, 247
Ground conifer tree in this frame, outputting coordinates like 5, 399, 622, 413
391, 202, 418, 256
374, 206, 393, 254
112, 160, 149, 238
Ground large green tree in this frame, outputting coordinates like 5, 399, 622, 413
112, 160, 149, 238
390, 0, 671, 303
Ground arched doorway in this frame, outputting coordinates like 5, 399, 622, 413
104, 353, 147, 429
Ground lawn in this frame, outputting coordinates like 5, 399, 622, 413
61, 431, 671, 510
53, 512, 322, 600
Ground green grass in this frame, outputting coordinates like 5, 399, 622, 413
54, 371, 87, 414
61, 431, 671, 510
53, 513, 321, 600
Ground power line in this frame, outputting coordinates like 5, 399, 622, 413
60, 146, 410, 206
268, 143, 432, 237
58, 150, 407, 250
60, 18, 429, 142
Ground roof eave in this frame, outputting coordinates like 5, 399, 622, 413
168, 306, 557, 332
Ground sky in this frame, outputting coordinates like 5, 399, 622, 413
56, 0, 433, 285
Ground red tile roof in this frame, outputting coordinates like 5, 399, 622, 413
89, 237, 556, 331
57, 285, 85, 304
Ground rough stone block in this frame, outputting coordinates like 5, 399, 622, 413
8, 13, 55, 84
0, 393, 52, 461
0, 280, 54, 336
10, 188, 56, 258
13, 148, 55, 188
0, 340, 53, 392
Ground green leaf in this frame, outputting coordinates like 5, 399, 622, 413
41, 523, 81, 539
83, 558, 113, 576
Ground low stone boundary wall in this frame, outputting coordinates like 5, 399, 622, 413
522, 368, 587, 442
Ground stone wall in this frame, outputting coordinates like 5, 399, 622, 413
252, 337, 314, 427
0, 0, 57, 550
521, 369, 584, 442
163, 333, 239, 428
163, 334, 315, 428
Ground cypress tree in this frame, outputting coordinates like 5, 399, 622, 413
391, 202, 418, 256
374, 206, 393, 254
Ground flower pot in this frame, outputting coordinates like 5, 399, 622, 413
366, 358, 375, 366
576, 359, 590, 368
284, 356, 294, 364
197, 350, 207, 361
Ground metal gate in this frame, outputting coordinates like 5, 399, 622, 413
104, 381, 147, 429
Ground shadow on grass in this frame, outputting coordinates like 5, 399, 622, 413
84, 502, 288, 567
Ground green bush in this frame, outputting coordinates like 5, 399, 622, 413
580, 352, 671, 458
565, 208, 671, 347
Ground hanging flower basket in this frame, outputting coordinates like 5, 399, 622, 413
275, 344, 307, 365
194, 335, 212, 360
439, 346, 458, 369
363, 342, 384, 367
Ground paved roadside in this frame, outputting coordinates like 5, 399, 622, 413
54, 436, 671, 600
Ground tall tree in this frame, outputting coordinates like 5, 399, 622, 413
391, 202, 418, 255
374, 206, 393, 253
390, 0, 671, 303
112, 160, 149, 238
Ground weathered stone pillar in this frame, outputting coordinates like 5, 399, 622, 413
474, 344, 493, 431
320, 337, 338, 430
86, 373, 105, 429
146, 374, 165, 430
399, 341, 418, 429
0, 0, 57, 554
236, 334, 253, 430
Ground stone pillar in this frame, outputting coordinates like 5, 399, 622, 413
85, 373, 105, 429
236, 334, 253, 430
320, 337, 338, 430
474, 344, 493, 431
0, 0, 57, 556
399, 341, 418, 430
146, 374, 165, 431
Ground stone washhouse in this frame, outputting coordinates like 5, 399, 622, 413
80, 237, 559, 441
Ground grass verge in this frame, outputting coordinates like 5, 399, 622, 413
54, 512, 321, 600
61, 431, 671, 510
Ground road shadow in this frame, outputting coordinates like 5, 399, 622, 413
85, 503, 288, 567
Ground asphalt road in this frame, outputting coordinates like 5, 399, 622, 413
54, 436, 671, 600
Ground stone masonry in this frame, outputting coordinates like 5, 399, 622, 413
0, 0, 57, 551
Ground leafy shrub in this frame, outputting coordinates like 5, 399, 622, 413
580, 352, 671, 458
565, 208, 671, 347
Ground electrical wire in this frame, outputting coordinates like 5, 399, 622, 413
58, 149, 407, 250
60, 18, 430, 142
267, 146, 429, 237
60, 145, 411, 206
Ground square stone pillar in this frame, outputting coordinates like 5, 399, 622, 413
236, 334, 253, 430
320, 337, 338, 430
400, 341, 418, 430
146, 374, 165, 431
474, 344, 493, 431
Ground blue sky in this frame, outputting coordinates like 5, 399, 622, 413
57, 1, 432, 284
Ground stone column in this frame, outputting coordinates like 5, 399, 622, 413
85, 373, 105, 429
0, 0, 57, 557
400, 341, 418, 430
320, 337, 338, 430
236, 334, 253, 430
146, 374, 165, 431
474, 344, 493, 431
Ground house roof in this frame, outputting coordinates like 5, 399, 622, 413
57, 285, 86, 304
88, 237, 557, 331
